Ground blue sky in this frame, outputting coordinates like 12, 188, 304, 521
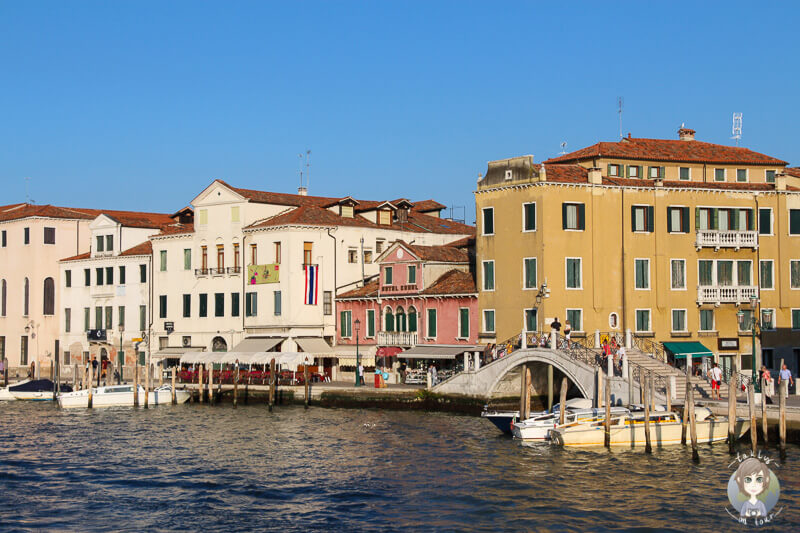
2, 1, 798, 223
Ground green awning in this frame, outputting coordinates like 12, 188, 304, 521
663, 341, 713, 359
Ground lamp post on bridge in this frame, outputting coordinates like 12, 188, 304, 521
354, 318, 361, 387
737, 297, 773, 393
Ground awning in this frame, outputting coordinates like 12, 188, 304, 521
399, 345, 482, 360
153, 347, 190, 362
663, 342, 714, 359
180, 351, 208, 364
232, 337, 284, 352
333, 345, 376, 366
295, 337, 333, 355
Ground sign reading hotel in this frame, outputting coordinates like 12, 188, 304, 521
248, 264, 280, 284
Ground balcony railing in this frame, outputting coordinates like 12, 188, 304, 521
697, 285, 758, 305
227, 266, 242, 275
195, 267, 240, 277
695, 230, 758, 250
195, 268, 210, 277
376, 331, 418, 346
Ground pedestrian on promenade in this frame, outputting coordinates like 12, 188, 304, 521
550, 317, 561, 334
778, 364, 794, 398
563, 320, 572, 348
91, 355, 99, 386
708, 362, 723, 400
399, 362, 407, 384
358, 362, 365, 386
760, 366, 774, 398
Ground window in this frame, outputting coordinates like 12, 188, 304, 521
159, 295, 167, 318
183, 249, 191, 270
20, 336, 28, 366
274, 291, 281, 316
1, 230, 5, 247
407, 265, 417, 284
523, 202, 536, 231
23, 227, 30, 245
198, 209, 208, 225
736, 260, 752, 286
348, 249, 357, 263
484, 310, 495, 333
363, 250, 373, 263
274, 242, 281, 264
790, 210, 800, 235
631, 205, 654, 232
378, 210, 391, 225
341, 205, 354, 218
65, 270, 72, 288
231, 206, 240, 222
96, 267, 104, 286
608, 164, 620, 176
671, 259, 686, 289
95, 307, 102, 329
0, 279, 5, 316
84, 269, 91, 286
340, 310, 352, 337
366, 309, 376, 337
634, 259, 650, 289
385, 267, 393, 285
201, 246, 208, 270
649, 166, 663, 179
215, 293, 224, 317
717, 260, 733, 286
105, 266, 113, 285
396, 307, 406, 332
672, 309, 687, 332
375, 239, 385, 254
231, 293, 240, 317
199, 294, 208, 317
523, 257, 537, 289
139, 305, 146, 331
140, 264, 147, 283
63, 350, 70, 366
119, 266, 126, 284
233, 243, 240, 269
482, 207, 494, 235
766, 169, 776, 183
627, 165, 640, 178
104, 306, 113, 330
245, 293, 257, 317
482, 260, 495, 291
760, 260, 774, 289
759, 208, 772, 235
427, 308, 437, 338
160, 250, 167, 271
84, 308, 90, 331
217, 245, 224, 270
714, 168, 726, 182
459, 308, 470, 339
679, 167, 690, 180
118, 306, 125, 327
737, 169, 747, 182
698, 260, 713, 286
524, 309, 537, 332
562, 203, 585, 230
65, 308, 71, 333
43, 277, 54, 315
566, 258, 582, 289
792, 309, 800, 330
106, 235, 113, 251
635, 309, 651, 332
96, 235, 104, 252
323, 291, 332, 315
667, 206, 690, 233
250, 244, 257, 265
384, 307, 394, 332
792, 261, 800, 289
303, 242, 313, 265
699, 309, 714, 331
182, 294, 191, 317
43, 227, 55, 244
566, 309, 582, 332
23, 277, 29, 316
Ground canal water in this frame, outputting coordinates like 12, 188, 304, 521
1, 402, 798, 532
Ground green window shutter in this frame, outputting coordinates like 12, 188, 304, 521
695, 207, 700, 230
577, 204, 585, 230
621, 165, 627, 178
408, 310, 417, 332
648, 166, 654, 179
646, 206, 654, 232
631, 206, 636, 232
428, 309, 437, 337
682, 207, 690, 233
790, 209, 800, 234
711, 208, 719, 230
340, 311, 347, 337
459, 308, 469, 338
562, 203, 568, 229
748, 209, 755, 231
666, 209, 673, 233
660, 166, 665, 179
607, 164, 614, 176
731, 209, 739, 230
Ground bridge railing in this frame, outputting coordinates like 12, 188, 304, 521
632, 334, 668, 364
629, 361, 669, 402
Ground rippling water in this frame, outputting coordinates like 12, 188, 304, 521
1, 401, 798, 532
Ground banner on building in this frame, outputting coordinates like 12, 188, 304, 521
248, 264, 280, 285
304, 264, 318, 305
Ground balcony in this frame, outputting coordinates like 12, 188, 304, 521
227, 266, 242, 275
695, 230, 757, 250
376, 331, 418, 347
195, 267, 241, 278
697, 285, 758, 305
90, 284, 115, 298
195, 268, 210, 277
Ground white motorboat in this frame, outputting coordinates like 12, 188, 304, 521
511, 406, 631, 441
9, 379, 73, 401
549, 407, 750, 448
0, 379, 30, 401
58, 384, 191, 408
482, 398, 594, 435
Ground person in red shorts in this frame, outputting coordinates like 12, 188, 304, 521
708, 361, 723, 400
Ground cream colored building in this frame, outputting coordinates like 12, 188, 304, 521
476, 128, 800, 376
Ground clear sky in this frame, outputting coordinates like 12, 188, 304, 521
2, 1, 798, 223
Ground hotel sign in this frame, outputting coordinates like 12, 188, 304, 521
248, 264, 280, 284
718, 338, 739, 351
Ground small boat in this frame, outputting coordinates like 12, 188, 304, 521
512, 406, 631, 441
58, 384, 191, 408
0, 379, 31, 401
9, 379, 73, 401
549, 407, 750, 448
482, 398, 594, 435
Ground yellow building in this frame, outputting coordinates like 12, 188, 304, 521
475, 127, 800, 377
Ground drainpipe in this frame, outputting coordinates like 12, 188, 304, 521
241, 233, 248, 334
621, 186, 627, 338
327, 228, 337, 341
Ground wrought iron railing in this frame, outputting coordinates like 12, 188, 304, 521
632, 334, 667, 363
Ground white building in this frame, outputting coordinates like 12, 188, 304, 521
58, 210, 190, 372
150, 180, 473, 374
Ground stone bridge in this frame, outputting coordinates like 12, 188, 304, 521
433, 347, 599, 400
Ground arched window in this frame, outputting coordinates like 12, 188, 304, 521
1, 279, 6, 317
23, 277, 29, 316
43, 277, 55, 315
384, 307, 394, 332
395, 306, 406, 332
212, 336, 228, 352
408, 306, 418, 333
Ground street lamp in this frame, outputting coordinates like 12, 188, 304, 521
738, 297, 773, 393
118, 324, 125, 384
354, 318, 361, 387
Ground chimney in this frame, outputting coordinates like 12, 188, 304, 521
588, 167, 602, 185
678, 126, 696, 141
775, 172, 787, 191
297, 186, 308, 196
539, 164, 547, 182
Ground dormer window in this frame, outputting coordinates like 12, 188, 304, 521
340, 205, 354, 218
396, 208, 408, 223
504, 169, 513, 180
379, 210, 391, 225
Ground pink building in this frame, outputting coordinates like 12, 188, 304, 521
336, 239, 482, 378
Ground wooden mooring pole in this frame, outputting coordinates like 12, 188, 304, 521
748, 383, 757, 455
133, 362, 139, 407
728, 362, 737, 454
144, 364, 150, 409
73, 363, 78, 390
199, 364, 204, 404
547, 365, 554, 412
649, 374, 655, 412
304, 365, 310, 409
269, 358, 276, 412
171, 367, 177, 405
209, 364, 214, 405
761, 376, 768, 444
559, 376, 567, 425
779, 375, 787, 459
233, 364, 239, 409
643, 374, 652, 454
604, 374, 611, 448
687, 377, 699, 462
87, 363, 94, 409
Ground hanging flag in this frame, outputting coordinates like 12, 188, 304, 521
304, 264, 318, 305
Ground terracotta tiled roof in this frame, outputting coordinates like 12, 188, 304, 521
0, 203, 176, 229
410, 199, 446, 213
543, 164, 590, 182
155, 222, 194, 236
444, 235, 475, 249
337, 280, 380, 299
543, 137, 787, 166
785, 167, 800, 178
421, 269, 477, 295
405, 243, 469, 263
96, 210, 177, 229
120, 241, 152, 256
60, 251, 91, 262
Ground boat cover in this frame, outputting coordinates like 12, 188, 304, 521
9, 379, 73, 393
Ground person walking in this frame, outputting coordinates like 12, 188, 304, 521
563, 320, 572, 349
760, 366, 774, 399
91, 355, 100, 387
778, 363, 794, 398
708, 362, 723, 400
0, 358, 5, 387
357, 362, 365, 386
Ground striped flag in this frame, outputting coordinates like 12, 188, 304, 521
304, 264, 318, 305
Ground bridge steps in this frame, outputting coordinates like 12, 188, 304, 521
625, 349, 717, 401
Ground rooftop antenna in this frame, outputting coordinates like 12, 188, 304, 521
297, 153, 305, 188
559, 141, 567, 155
304, 150, 311, 192
731, 112, 742, 146
617, 97, 624, 140
24, 176, 33, 204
